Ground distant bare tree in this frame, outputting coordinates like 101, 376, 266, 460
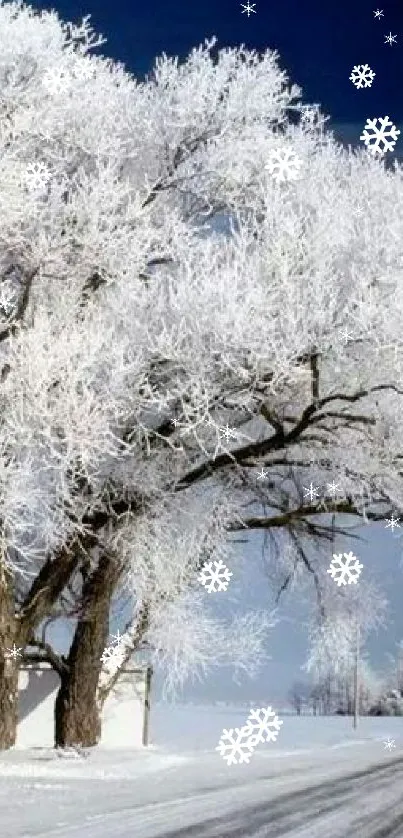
288, 680, 311, 715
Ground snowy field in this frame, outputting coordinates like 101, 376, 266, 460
0, 704, 403, 837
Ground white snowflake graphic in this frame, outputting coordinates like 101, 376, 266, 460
109, 630, 124, 645
327, 552, 363, 586
385, 515, 401, 532
383, 737, 396, 751
360, 116, 400, 157
240, 1, 257, 16
219, 424, 238, 443
42, 66, 71, 95
256, 467, 269, 481
340, 326, 353, 344
303, 482, 320, 502
198, 559, 233, 593
72, 58, 96, 81
100, 644, 126, 672
23, 161, 52, 195
100, 631, 127, 672
373, 9, 384, 20
384, 32, 397, 46
349, 65, 376, 89
265, 148, 303, 183
216, 726, 255, 765
244, 706, 283, 747
5, 643, 23, 660
326, 481, 343, 499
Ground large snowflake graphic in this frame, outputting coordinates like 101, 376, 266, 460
265, 148, 303, 183
23, 161, 52, 196
72, 58, 96, 82
42, 66, 71, 95
349, 64, 376, 89
327, 552, 363, 586
244, 706, 283, 747
216, 727, 255, 765
100, 632, 126, 672
100, 645, 126, 673
198, 559, 233, 593
360, 116, 400, 157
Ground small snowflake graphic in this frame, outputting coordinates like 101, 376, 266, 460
373, 9, 384, 19
383, 737, 396, 751
340, 326, 353, 344
216, 726, 255, 765
5, 644, 23, 660
244, 706, 283, 747
327, 552, 363, 586
326, 481, 343, 499
219, 424, 238, 443
240, 1, 257, 16
198, 559, 233, 593
23, 162, 52, 195
265, 148, 303, 184
303, 482, 320, 502
109, 630, 124, 646
42, 66, 71, 95
385, 515, 401, 533
256, 467, 269, 481
349, 65, 376, 90
360, 117, 400, 157
384, 32, 397, 46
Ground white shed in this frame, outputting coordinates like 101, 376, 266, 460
17, 661, 152, 748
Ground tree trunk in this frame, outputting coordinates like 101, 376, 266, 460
54, 553, 122, 747
0, 540, 87, 751
0, 563, 19, 749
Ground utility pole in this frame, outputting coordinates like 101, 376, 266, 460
353, 619, 360, 730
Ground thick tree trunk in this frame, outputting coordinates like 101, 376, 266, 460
0, 656, 19, 749
54, 553, 122, 748
0, 563, 19, 749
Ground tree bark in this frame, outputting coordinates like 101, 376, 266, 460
0, 563, 19, 749
54, 553, 122, 747
0, 543, 83, 751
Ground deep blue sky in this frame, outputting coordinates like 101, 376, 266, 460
29, 0, 403, 701
33, 0, 403, 147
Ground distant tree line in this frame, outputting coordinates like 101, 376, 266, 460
288, 643, 403, 717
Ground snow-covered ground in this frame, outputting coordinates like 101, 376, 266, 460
1, 704, 402, 837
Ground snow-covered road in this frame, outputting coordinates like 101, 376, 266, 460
1, 742, 402, 838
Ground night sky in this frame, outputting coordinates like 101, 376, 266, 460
31, 0, 403, 148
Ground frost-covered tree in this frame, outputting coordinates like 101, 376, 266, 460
303, 578, 387, 721
1, 0, 403, 749
0, 2, 306, 748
